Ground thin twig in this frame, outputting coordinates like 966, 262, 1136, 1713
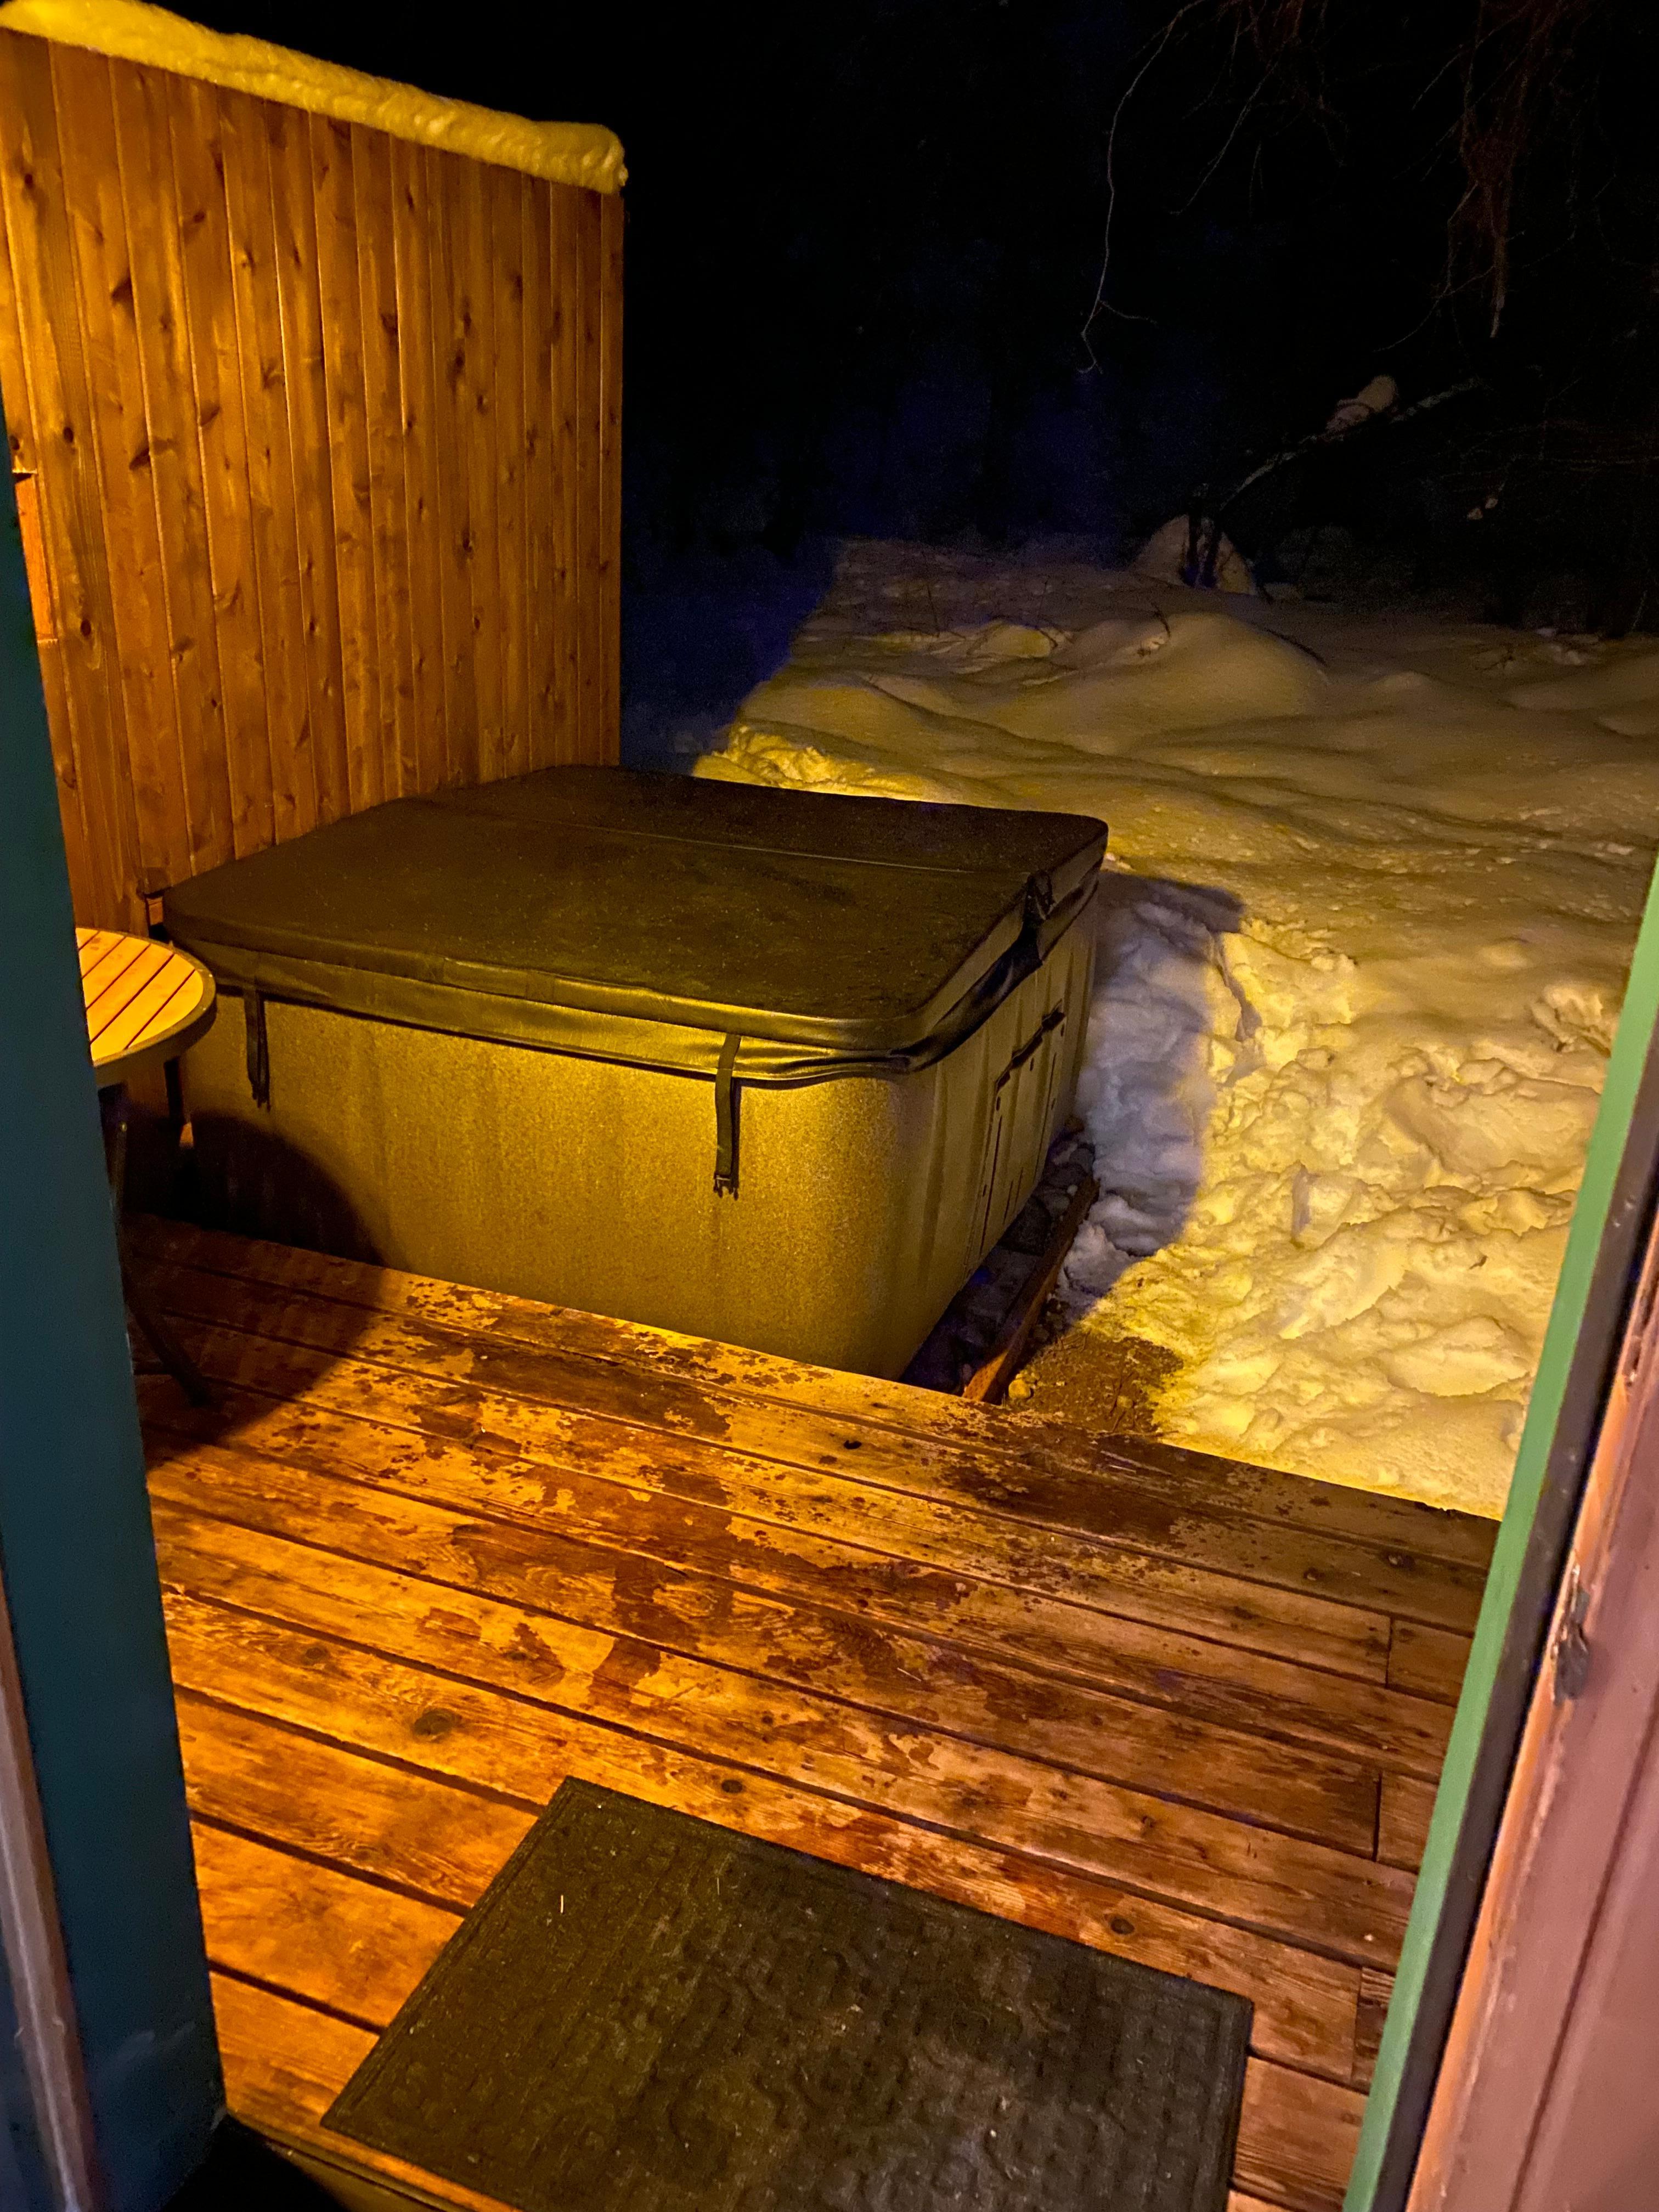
1082, 0, 1206, 360
1214, 377, 1482, 520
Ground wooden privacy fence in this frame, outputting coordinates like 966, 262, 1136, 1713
0, 11, 622, 933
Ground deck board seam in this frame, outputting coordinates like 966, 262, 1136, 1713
190, 1807, 474, 1920
209, 1957, 384, 2040
175, 1693, 1365, 2085
130, 1234, 1490, 1572
196, 1833, 1369, 2103
173, 1683, 550, 1815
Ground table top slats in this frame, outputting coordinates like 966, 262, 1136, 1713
85, 939, 175, 1042
76, 927, 216, 1084
80, 929, 151, 996
98, 962, 206, 1064
78, 927, 125, 976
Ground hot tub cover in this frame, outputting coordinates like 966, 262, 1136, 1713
162, 768, 1107, 1086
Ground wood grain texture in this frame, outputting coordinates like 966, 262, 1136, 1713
142, 1369, 1454, 1781
0, 27, 620, 928
0, 32, 142, 926
47, 43, 185, 899
1378, 1772, 1441, 1872
148, 1433, 1387, 1854
1387, 1618, 1475, 1705
388, 137, 445, 797
164, 1601, 1359, 2078
1352, 1966, 1395, 2092
129, 1217, 1496, 1577
1235, 2063, 1367, 2212
596, 186, 622, 760
133, 1223, 1491, 2209
550, 176, 580, 763
522, 176, 556, 759
351, 125, 415, 801
218, 84, 314, 842
137, 1280, 1399, 1684
134, 1243, 1487, 1643
170, 75, 276, 859
307, 112, 380, 816
111, 57, 235, 874
456, 153, 500, 782
153, 1508, 1411, 1963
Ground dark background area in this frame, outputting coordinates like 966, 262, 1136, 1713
187, 1, 1659, 757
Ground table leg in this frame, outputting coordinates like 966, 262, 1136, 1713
100, 1085, 216, 1409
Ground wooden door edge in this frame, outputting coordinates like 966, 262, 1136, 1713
1406, 1197, 1659, 2210
0, 1564, 106, 2210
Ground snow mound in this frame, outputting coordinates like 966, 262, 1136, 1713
695, 542, 1659, 1516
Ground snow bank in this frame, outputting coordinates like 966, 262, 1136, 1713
695, 541, 1659, 1515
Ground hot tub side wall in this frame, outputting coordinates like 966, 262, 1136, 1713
176, 922, 1096, 1379
0, 26, 622, 934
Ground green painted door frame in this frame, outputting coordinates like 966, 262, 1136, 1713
0, 437, 221, 2197
1346, 859, 1659, 2209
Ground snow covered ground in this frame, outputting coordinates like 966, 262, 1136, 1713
692, 540, 1659, 1517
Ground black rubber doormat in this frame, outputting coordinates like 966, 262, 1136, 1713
324, 1781, 1252, 2211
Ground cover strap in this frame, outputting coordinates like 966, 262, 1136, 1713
243, 985, 270, 1107
713, 1031, 742, 1197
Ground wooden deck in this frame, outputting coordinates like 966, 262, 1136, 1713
130, 1217, 1496, 2212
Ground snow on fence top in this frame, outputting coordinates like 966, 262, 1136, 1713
0, 0, 627, 193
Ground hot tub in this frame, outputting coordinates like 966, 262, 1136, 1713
163, 768, 1105, 1376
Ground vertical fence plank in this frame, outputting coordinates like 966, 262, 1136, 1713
0, 66, 94, 922
0, 30, 620, 910
110, 59, 235, 878
598, 185, 622, 765
456, 155, 501, 782
389, 137, 445, 795
0, 158, 37, 484
492, 164, 528, 780
550, 181, 580, 764
218, 88, 315, 842
309, 114, 381, 814
0, 32, 141, 928
48, 44, 189, 902
266, 99, 349, 825
170, 75, 275, 858
426, 149, 475, 786
523, 179, 555, 768
352, 125, 414, 799
573, 187, 602, 764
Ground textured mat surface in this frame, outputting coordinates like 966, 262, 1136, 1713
324, 1781, 1251, 2211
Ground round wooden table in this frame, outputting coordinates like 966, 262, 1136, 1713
80, 926, 217, 1402
79, 926, 216, 1089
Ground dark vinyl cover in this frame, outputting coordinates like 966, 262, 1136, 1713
162, 768, 1105, 1062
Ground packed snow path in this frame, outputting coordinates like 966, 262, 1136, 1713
694, 542, 1659, 1517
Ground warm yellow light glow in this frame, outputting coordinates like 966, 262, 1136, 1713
0, 0, 625, 193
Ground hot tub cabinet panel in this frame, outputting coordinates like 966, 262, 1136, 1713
165, 770, 1104, 1377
